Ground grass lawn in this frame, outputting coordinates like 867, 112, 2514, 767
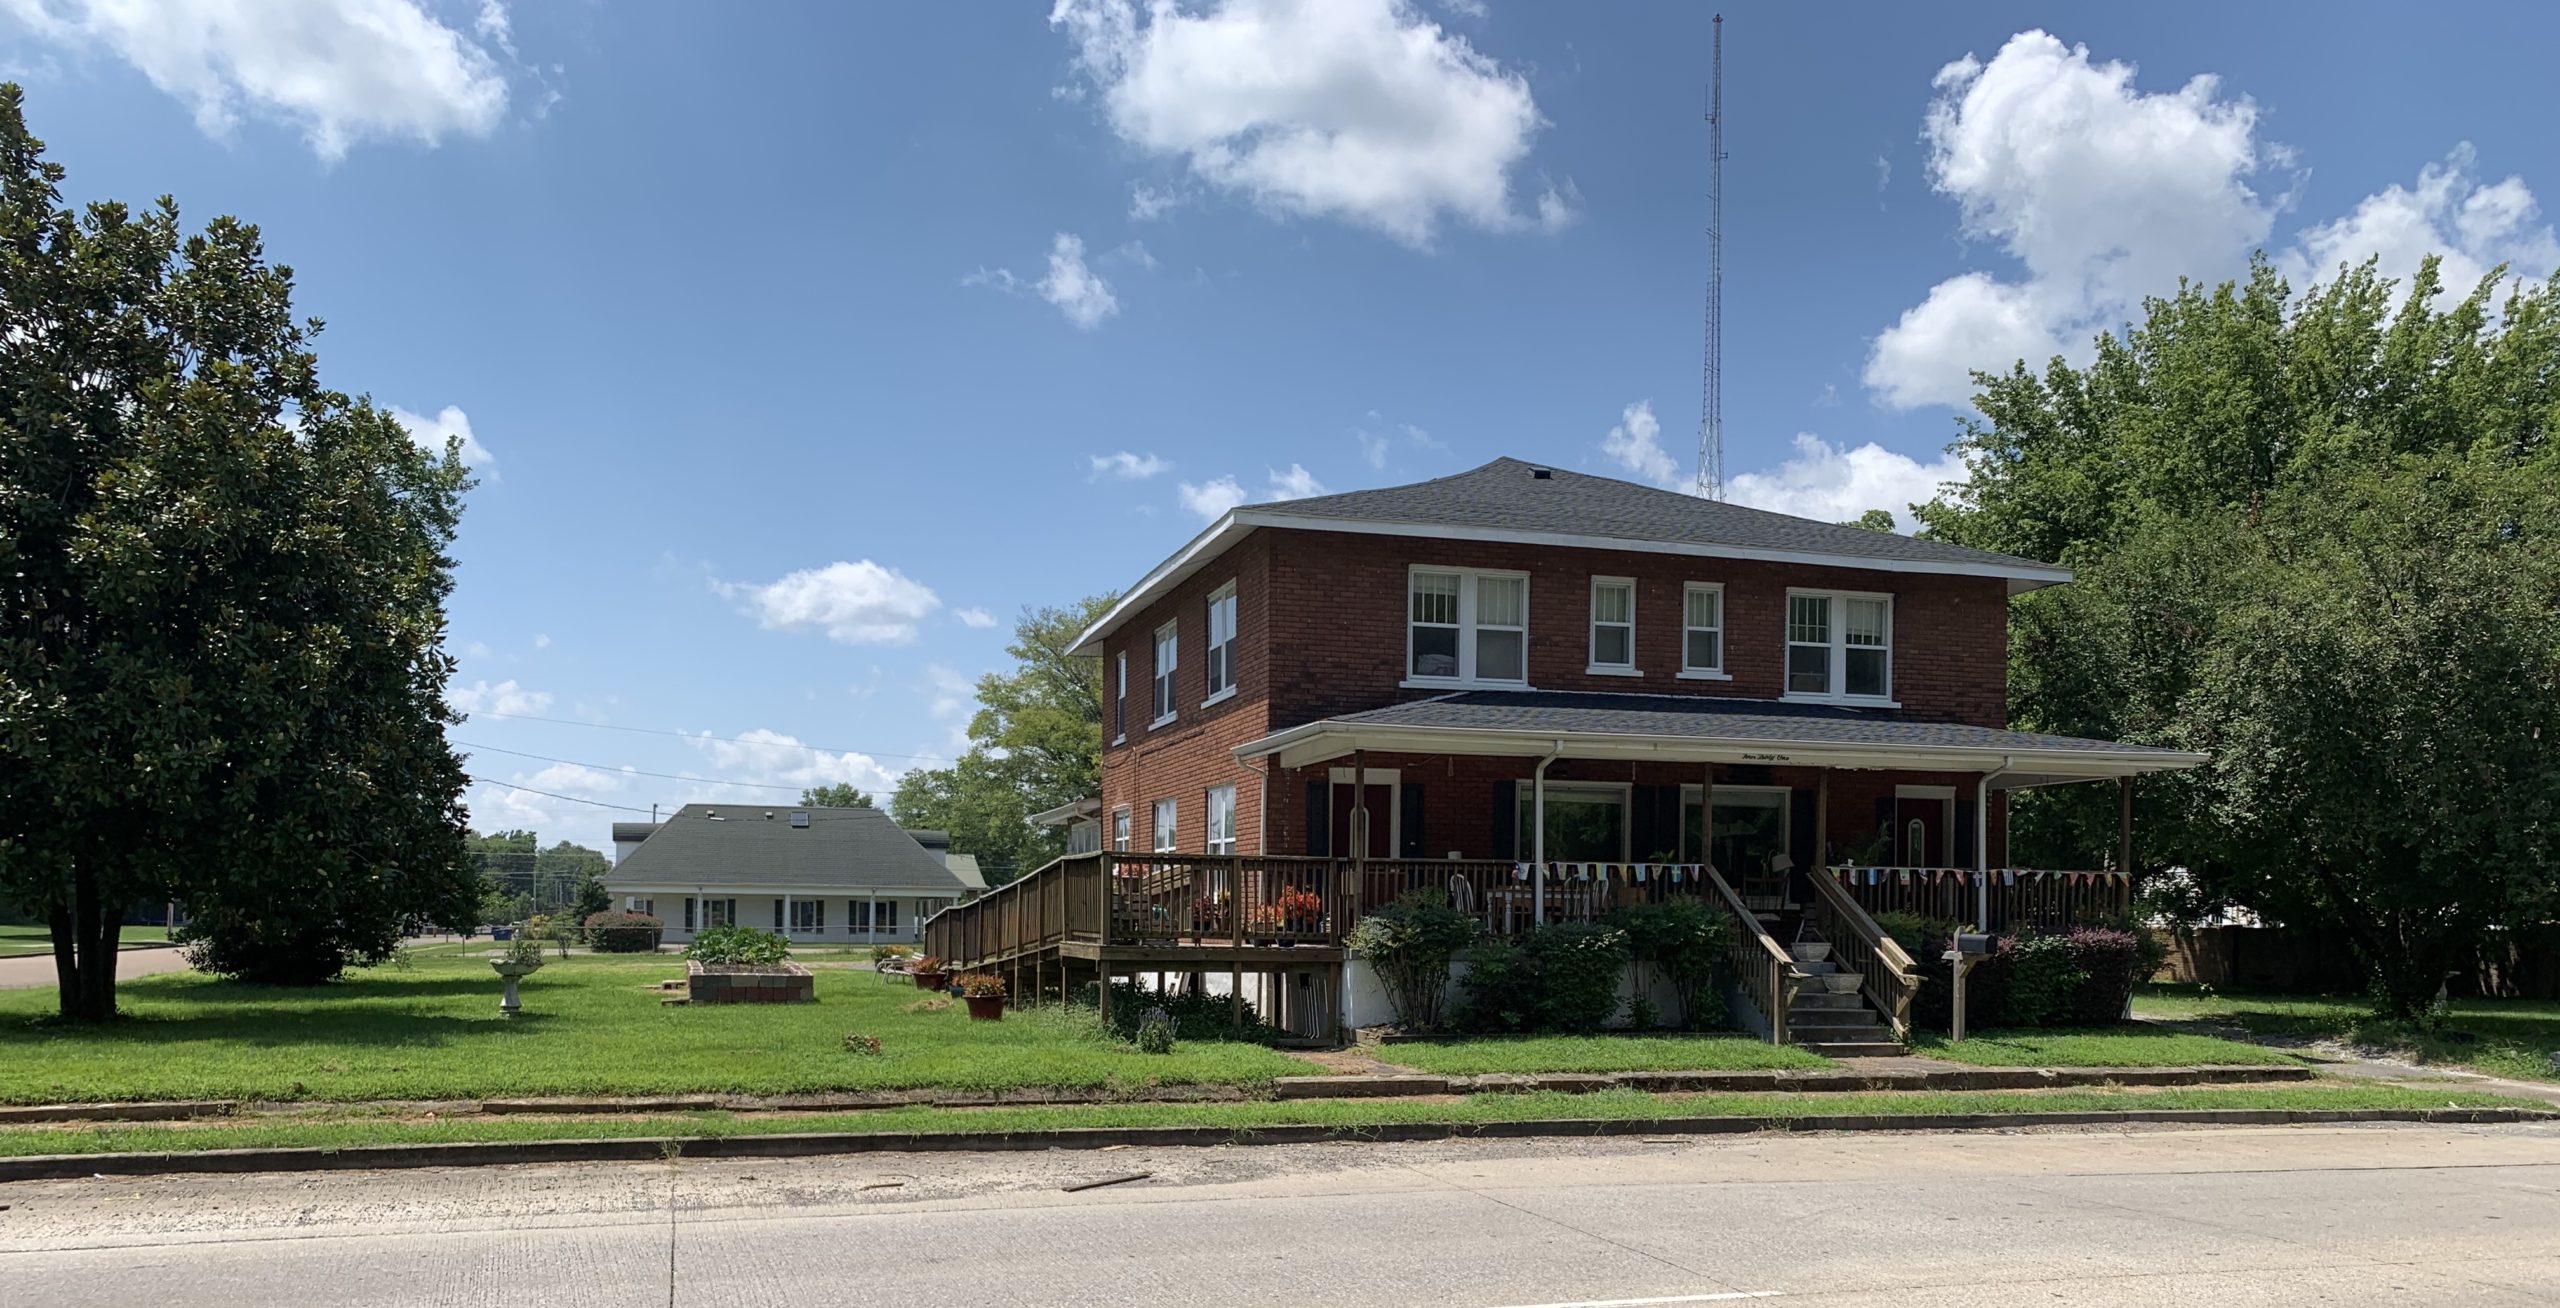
0, 949, 1317, 1104
0, 1084, 2538, 1159
1379, 1034, 1832, 1076
1908, 1026, 2303, 1069
0, 925, 169, 957
2134, 984, 2560, 1083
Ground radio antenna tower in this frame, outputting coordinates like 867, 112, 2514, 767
1695, 13, 1726, 501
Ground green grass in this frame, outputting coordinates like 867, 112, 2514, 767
0, 950, 1318, 1104
1908, 1026, 2303, 1069
1379, 1034, 1833, 1076
0, 925, 169, 957
2134, 984, 2560, 1083
0, 1084, 2538, 1159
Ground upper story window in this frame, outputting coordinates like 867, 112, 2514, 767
1785, 590, 1893, 703
1151, 621, 1178, 725
1588, 577, 1636, 674
1681, 583, 1727, 679
1152, 798, 1177, 853
1113, 651, 1127, 742
1408, 567, 1528, 686
1204, 580, 1238, 704
1205, 784, 1237, 855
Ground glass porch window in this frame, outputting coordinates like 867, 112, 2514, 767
1515, 787, 1628, 861
1684, 790, 1790, 881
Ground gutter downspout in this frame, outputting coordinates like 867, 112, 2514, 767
1976, 756, 2014, 933
1531, 744, 1562, 926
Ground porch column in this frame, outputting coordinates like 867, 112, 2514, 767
781, 892, 790, 939
1974, 773, 1992, 932
1531, 754, 1555, 925
2117, 776, 2135, 876
1813, 770, 1830, 872
1700, 763, 1715, 874
1350, 748, 1368, 928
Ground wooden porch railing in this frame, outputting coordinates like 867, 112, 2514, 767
1696, 863, 1796, 1046
1806, 867, 1919, 1038
1830, 867, 2133, 932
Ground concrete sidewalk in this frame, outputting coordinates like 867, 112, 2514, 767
0, 945, 190, 990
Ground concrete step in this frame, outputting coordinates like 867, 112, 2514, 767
1787, 1007, 1885, 1028
1791, 1025, 1893, 1043
1794, 1040, 1908, 1057
1791, 959, 1839, 975
1788, 989, 1866, 1010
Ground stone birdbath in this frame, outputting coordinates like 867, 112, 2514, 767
491, 938, 546, 1017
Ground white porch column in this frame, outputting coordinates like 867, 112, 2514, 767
781, 892, 790, 938
1531, 753, 1556, 925
870, 893, 880, 943
1974, 773, 1992, 933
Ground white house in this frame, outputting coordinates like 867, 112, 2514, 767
605, 803, 974, 945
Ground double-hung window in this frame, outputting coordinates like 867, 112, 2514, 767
789, 899, 822, 932
1205, 785, 1237, 855
1588, 577, 1635, 674
1113, 652, 1126, 742
1204, 581, 1237, 703
1785, 591, 1893, 702
1407, 568, 1528, 685
1681, 583, 1726, 677
1150, 621, 1178, 725
1111, 808, 1131, 852
1151, 799, 1178, 853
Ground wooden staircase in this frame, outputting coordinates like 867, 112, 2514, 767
1784, 959, 1906, 1057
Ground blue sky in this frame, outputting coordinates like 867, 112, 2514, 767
8, 1, 2556, 855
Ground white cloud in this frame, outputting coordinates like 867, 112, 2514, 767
1436, 0, 1487, 18
716, 560, 942, 646
682, 727, 903, 799
1129, 182, 1186, 220
531, 632, 550, 650
390, 404, 493, 468
448, 678, 552, 717
1353, 415, 1446, 471
1357, 430, 1389, 469
522, 761, 624, 795
2281, 145, 2560, 304
1089, 450, 1172, 479
1050, 0, 1566, 247
1598, 400, 1680, 489
1268, 462, 1325, 499
1178, 464, 1326, 522
4, 0, 515, 161
965, 232, 1120, 330
1726, 434, 1968, 528
955, 606, 998, 629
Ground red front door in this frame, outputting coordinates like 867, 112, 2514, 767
1330, 784, 1392, 858
1894, 797, 1946, 866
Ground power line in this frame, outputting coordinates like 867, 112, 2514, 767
471, 710, 951, 764
455, 740, 821, 794
467, 775, 657, 814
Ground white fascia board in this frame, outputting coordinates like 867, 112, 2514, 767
1240, 722, 2203, 781
1068, 513, 1249, 656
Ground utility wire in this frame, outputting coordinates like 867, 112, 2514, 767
455, 740, 818, 794
467, 775, 657, 814
470, 710, 951, 764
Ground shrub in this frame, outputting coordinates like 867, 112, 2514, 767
1455, 938, 1537, 1033
1872, 910, 1963, 958
1135, 1006, 1177, 1054
1997, 931, 2088, 1027
842, 1033, 883, 1056
957, 972, 1006, 999
1075, 980, 1278, 1043
684, 925, 790, 966
1455, 923, 1631, 1034
2062, 927, 2146, 1023
176, 918, 365, 986
583, 911, 663, 953
1345, 891, 1480, 1031
1612, 899, 1735, 1030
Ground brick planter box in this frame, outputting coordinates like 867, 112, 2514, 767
686, 961, 816, 1005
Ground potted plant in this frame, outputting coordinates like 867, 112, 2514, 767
1246, 903, 1287, 943
1189, 893, 1229, 935
957, 972, 1007, 1021
911, 954, 949, 990
490, 931, 545, 1017
1278, 887, 1325, 934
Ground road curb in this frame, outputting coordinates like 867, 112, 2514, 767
1, 1106, 2547, 1184
0, 1101, 238, 1125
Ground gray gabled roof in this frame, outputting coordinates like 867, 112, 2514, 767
605, 804, 969, 893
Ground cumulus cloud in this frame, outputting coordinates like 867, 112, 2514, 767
448, 678, 552, 716
3, 0, 516, 161
965, 232, 1120, 329
1726, 434, 1968, 528
2280, 145, 2560, 304
1177, 464, 1327, 522
1598, 400, 1680, 489
716, 561, 942, 646
1049, 0, 1566, 247
391, 404, 493, 467
1090, 450, 1171, 479
681, 727, 903, 798
955, 607, 998, 629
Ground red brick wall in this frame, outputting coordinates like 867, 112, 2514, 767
1261, 528, 2011, 727
1098, 534, 1274, 853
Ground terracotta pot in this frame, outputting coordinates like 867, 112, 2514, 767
913, 971, 948, 991
964, 995, 1005, 1021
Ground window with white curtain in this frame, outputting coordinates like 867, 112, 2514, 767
1112, 808, 1131, 851
1151, 621, 1178, 724
1681, 583, 1725, 677
1204, 581, 1237, 702
1152, 798, 1177, 852
1786, 590, 1893, 702
1589, 577, 1635, 672
1408, 568, 1528, 684
1205, 784, 1237, 854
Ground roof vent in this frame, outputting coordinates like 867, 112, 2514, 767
790, 810, 810, 828
706, 809, 722, 820
1529, 466, 1553, 480
763, 810, 774, 821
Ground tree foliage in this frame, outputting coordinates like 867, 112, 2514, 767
799, 783, 873, 809
1920, 254, 2560, 1017
0, 85, 477, 1007
892, 596, 1113, 884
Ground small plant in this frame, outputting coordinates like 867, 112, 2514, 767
1277, 887, 1325, 928
842, 1033, 883, 1056
1628, 995, 1662, 1031
912, 954, 948, 976
684, 925, 791, 967
1135, 1006, 1176, 1054
498, 931, 547, 969
957, 972, 1007, 999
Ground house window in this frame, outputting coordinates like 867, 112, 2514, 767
1113, 651, 1126, 742
1206, 784, 1237, 855
1204, 581, 1238, 703
1786, 591, 1892, 702
1589, 577, 1635, 672
1112, 808, 1131, 852
851, 900, 871, 930
789, 899, 822, 932
1515, 785, 1629, 862
1682, 788, 1790, 877
699, 898, 735, 929
877, 900, 900, 931
1152, 799, 1177, 853
1681, 583, 1725, 677
1151, 621, 1178, 725
1408, 568, 1528, 684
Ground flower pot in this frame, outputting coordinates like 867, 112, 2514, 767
489, 959, 542, 979
913, 971, 947, 991
964, 995, 1005, 1021
1788, 943, 1832, 964
1820, 973, 1863, 995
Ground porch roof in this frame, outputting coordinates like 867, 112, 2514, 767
1235, 690, 2205, 787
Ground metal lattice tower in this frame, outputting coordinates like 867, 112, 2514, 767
1695, 14, 1726, 501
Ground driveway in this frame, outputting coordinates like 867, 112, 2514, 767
0, 945, 191, 990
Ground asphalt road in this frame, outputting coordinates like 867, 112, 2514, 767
3, 1122, 2557, 1307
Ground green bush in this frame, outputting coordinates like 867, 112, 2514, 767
2062, 927, 2147, 1023
582, 911, 662, 953
1872, 910, 1964, 958
1455, 938, 1538, 1033
1346, 890, 1480, 1031
1612, 900, 1734, 1030
1456, 923, 1631, 1034
684, 925, 790, 966
1997, 931, 2088, 1027
1075, 981, 1277, 1044
1135, 1006, 1177, 1054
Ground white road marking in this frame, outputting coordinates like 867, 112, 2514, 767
1488, 1293, 1784, 1308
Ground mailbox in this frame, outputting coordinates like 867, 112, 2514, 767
1954, 933, 1993, 955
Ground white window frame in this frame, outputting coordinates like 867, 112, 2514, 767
1111, 807, 1131, 852
789, 898, 822, 933
1678, 582, 1731, 680
1516, 781, 1633, 862
1151, 798, 1178, 853
1586, 576, 1639, 676
1112, 651, 1127, 744
1205, 784, 1237, 855
1203, 580, 1238, 706
1150, 620, 1178, 727
1403, 565, 1531, 689
1782, 588, 1897, 706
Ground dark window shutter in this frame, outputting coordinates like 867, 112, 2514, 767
1954, 799, 1977, 866
1790, 788, 1817, 867
1492, 780, 1517, 860
1399, 782, 1426, 857
1306, 780, 1330, 857
1648, 785, 1686, 863
1874, 797, 1895, 861
774, 899, 785, 931
684, 898, 695, 931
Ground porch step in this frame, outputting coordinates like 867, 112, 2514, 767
1788, 989, 1865, 1010
1786, 1007, 1886, 1028
1794, 1040, 1908, 1058
1791, 960, 1839, 976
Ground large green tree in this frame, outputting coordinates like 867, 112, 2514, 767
1920, 254, 2560, 1016
892, 596, 1112, 884
0, 86, 477, 1012
799, 783, 874, 808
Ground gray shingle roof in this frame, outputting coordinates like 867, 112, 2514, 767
605, 804, 969, 893
1255, 458, 2056, 575
1323, 690, 2196, 757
